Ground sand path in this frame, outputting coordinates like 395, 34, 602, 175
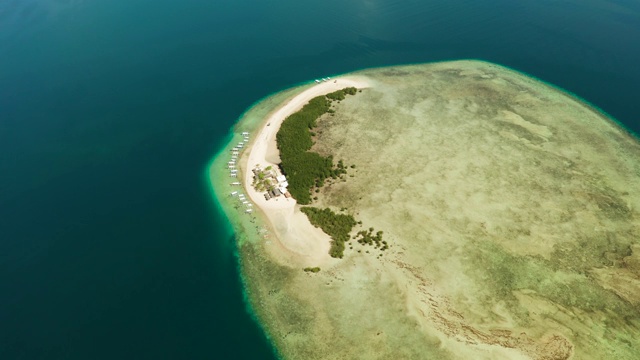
242, 77, 370, 264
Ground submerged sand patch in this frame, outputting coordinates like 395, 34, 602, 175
217, 61, 640, 360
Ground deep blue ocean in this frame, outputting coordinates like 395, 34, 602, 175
1, 0, 638, 359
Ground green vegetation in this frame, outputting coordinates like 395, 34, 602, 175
355, 228, 387, 250
277, 87, 388, 259
252, 169, 276, 192
300, 207, 357, 258
325, 87, 357, 101
276, 88, 358, 204
304, 267, 321, 273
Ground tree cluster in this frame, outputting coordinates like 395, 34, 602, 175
325, 87, 358, 101
275, 88, 358, 204
355, 228, 388, 250
300, 207, 357, 258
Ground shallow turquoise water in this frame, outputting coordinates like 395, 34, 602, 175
1, 1, 639, 359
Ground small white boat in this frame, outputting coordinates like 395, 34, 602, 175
315, 79, 320, 83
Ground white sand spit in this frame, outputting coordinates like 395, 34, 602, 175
242, 77, 370, 264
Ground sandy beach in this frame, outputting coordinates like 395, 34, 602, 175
240, 77, 370, 265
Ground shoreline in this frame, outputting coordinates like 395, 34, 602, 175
238, 76, 370, 266
204, 77, 371, 359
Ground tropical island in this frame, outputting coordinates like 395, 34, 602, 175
208, 61, 640, 360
